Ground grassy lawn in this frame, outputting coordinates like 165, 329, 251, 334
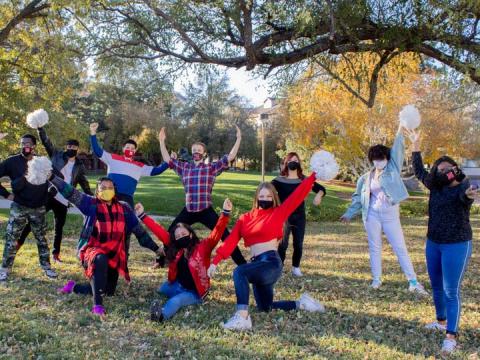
0, 171, 478, 359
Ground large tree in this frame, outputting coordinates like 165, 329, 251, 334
76, 0, 480, 107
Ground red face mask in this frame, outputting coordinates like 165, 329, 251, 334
124, 149, 135, 158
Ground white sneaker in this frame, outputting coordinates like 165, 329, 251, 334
222, 313, 252, 331
44, 268, 58, 279
408, 282, 429, 296
298, 293, 325, 313
441, 338, 457, 354
291, 267, 303, 277
370, 280, 382, 289
425, 321, 447, 332
0, 268, 9, 282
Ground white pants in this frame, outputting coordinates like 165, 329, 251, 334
364, 205, 416, 282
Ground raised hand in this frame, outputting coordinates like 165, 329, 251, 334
90, 122, 99, 135
170, 151, 177, 160
0, 133, 7, 140
207, 264, 217, 278
405, 129, 421, 151
134, 202, 145, 217
223, 198, 233, 212
158, 127, 166, 142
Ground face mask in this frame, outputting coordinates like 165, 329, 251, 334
97, 189, 115, 202
436, 167, 465, 186
175, 235, 191, 248
124, 149, 135, 158
22, 146, 32, 156
258, 200, 274, 209
373, 159, 388, 170
287, 161, 299, 171
192, 152, 203, 161
65, 149, 77, 158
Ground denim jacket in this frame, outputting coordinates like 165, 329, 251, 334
343, 132, 409, 221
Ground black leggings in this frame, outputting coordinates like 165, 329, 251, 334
18, 196, 68, 255
73, 254, 119, 306
278, 212, 306, 268
169, 206, 246, 265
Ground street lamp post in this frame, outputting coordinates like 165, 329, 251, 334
258, 113, 268, 182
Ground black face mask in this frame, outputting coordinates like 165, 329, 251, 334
21, 146, 32, 156
435, 167, 465, 187
65, 149, 77, 158
258, 200, 274, 209
175, 235, 191, 248
287, 161, 299, 171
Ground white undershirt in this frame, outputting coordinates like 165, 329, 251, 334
369, 173, 392, 210
54, 160, 75, 206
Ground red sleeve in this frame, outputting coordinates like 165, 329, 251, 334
212, 216, 243, 265
142, 215, 170, 246
205, 213, 230, 252
275, 173, 316, 221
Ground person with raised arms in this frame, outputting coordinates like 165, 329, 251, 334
208, 172, 325, 331
134, 198, 233, 322
158, 126, 246, 266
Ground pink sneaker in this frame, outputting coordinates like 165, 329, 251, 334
58, 280, 75, 294
92, 305, 105, 316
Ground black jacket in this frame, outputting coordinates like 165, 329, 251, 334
0, 154, 49, 208
38, 127, 93, 195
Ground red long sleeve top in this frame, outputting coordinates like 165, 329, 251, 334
141, 213, 230, 297
212, 173, 316, 265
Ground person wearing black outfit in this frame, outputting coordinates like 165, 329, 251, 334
407, 128, 476, 355
0, 134, 57, 281
17, 127, 93, 262
272, 152, 325, 277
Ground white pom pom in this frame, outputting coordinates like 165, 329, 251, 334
309, 150, 339, 181
26, 156, 52, 185
399, 105, 421, 130
26, 109, 49, 129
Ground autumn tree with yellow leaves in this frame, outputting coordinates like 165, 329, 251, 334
285, 53, 480, 179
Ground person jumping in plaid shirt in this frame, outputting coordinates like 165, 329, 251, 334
158, 126, 246, 265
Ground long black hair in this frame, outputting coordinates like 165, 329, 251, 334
166, 223, 201, 261
424, 155, 460, 188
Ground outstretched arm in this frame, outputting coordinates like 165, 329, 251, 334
390, 126, 405, 172
340, 175, 365, 222
227, 125, 242, 162
50, 175, 93, 215
37, 127, 57, 158
158, 127, 171, 163
135, 203, 170, 245
205, 199, 232, 252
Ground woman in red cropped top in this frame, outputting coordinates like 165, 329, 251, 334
208, 173, 325, 331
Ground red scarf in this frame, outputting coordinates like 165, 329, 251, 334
80, 200, 130, 281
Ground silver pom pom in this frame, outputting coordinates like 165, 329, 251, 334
309, 150, 339, 181
26, 109, 49, 129
399, 105, 421, 130
26, 156, 52, 185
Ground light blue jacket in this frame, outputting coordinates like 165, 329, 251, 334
343, 132, 409, 221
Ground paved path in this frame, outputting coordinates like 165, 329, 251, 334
0, 199, 174, 221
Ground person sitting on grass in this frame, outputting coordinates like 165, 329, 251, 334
207, 173, 325, 331
55, 176, 164, 317
408, 128, 476, 355
134, 199, 232, 322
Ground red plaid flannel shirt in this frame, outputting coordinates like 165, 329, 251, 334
169, 155, 229, 212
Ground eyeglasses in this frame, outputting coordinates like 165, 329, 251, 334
437, 167, 454, 174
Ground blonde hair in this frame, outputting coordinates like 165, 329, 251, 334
252, 182, 281, 210
191, 142, 207, 153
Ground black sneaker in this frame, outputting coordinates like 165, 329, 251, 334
150, 300, 164, 322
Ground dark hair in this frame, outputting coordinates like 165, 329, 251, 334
368, 144, 391, 163
166, 223, 200, 261
280, 152, 304, 178
424, 155, 459, 188
95, 177, 116, 193
123, 139, 137, 148
66, 139, 79, 147
21, 134, 37, 145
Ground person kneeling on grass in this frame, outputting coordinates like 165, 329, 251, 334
55, 176, 164, 317
134, 199, 232, 322
207, 173, 325, 331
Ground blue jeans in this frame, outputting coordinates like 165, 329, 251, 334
233, 250, 297, 312
426, 239, 472, 335
158, 281, 202, 319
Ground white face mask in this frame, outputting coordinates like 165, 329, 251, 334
373, 159, 388, 170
